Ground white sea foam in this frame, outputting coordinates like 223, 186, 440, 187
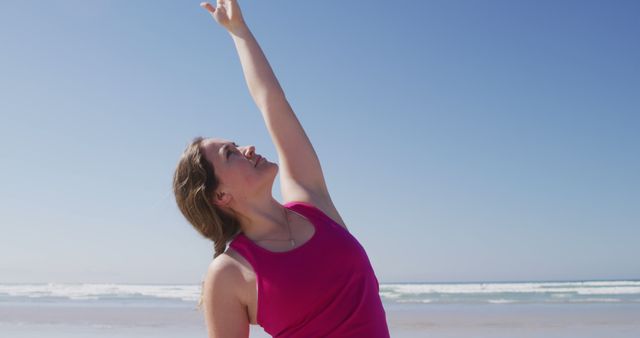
379, 281, 640, 295
1, 281, 638, 305
377, 280, 640, 304
488, 299, 515, 304
379, 291, 401, 299
0, 283, 201, 302
396, 299, 433, 303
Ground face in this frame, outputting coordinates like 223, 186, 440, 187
201, 137, 278, 206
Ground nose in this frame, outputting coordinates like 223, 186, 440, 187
243, 145, 256, 158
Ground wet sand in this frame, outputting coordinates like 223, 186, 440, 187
1, 302, 639, 337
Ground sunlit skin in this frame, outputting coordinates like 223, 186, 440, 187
201, 138, 294, 241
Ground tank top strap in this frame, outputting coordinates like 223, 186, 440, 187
228, 232, 262, 273
284, 200, 340, 231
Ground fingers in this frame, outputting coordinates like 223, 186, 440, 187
216, 0, 228, 14
200, 2, 215, 13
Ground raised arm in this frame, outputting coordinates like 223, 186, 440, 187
200, 1, 347, 230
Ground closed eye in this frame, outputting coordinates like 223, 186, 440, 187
226, 143, 240, 158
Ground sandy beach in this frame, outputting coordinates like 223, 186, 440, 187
1, 301, 639, 337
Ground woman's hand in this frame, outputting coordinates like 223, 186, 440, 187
200, 1, 247, 35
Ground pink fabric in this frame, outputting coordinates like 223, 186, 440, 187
228, 201, 390, 337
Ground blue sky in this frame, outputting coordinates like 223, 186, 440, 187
1, 0, 638, 284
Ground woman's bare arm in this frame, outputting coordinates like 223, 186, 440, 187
230, 27, 332, 197
203, 258, 250, 338
201, 1, 335, 205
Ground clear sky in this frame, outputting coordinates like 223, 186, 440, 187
1, 0, 638, 284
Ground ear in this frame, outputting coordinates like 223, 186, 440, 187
211, 190, 232, 207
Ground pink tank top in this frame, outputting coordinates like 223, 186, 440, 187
228, 201, 390, 337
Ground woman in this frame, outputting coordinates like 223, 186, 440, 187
173, 1, 390, 337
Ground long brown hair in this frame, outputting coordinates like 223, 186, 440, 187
172, 136, 242, 309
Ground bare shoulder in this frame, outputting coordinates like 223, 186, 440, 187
202, 254, 250, 337
205, 254, 245, 293
282, 183, 349, 232
203, 253, 242, 299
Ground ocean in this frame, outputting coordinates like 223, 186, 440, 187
380, 280, 640, 304
1, 280, 638, 306
1, 280, 639, 337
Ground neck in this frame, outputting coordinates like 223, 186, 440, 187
232, 196, 290, 240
